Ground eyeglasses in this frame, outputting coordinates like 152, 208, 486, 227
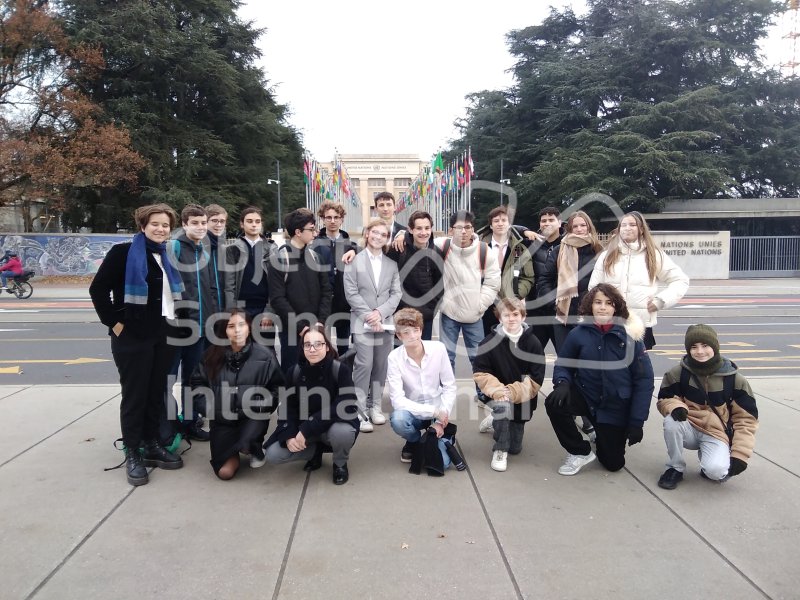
303, 341, 327, 350
209, 218, 227, 224
302, 226, 318, 232
452, 225, 474, 231
323, 215, 342, 221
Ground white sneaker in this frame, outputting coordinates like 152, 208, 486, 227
250, 448, 267, 469
359, 417, 374, 433
368, 407, 386, 425
558, 451, 596, 476
479, 414, 494, 433
490, 450, 508, 472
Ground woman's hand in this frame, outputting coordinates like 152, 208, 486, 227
430, 422, 445, 438
112, 322, 124, 337
287, 432, 307, 453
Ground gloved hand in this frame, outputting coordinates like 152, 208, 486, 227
627, 426, 643, 446
671, 407, 688, 421
728, 457, 747, 477
544, 382, 571, 411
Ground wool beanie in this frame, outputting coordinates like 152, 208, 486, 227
684, 324, 722, 375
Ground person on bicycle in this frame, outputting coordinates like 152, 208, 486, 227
0, 251, 23, 290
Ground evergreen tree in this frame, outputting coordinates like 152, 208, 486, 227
450, 0, 799, 222
59, 0, 304, 232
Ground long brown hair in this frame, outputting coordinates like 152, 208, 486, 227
602, 211, 661, 283
566, 210, 603, 253
203, 309, 252, 381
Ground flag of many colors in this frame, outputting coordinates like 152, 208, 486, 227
396, 148, 474, 232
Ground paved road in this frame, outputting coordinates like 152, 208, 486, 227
1, 283, 797, 383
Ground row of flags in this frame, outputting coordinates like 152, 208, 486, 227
303, 153, 361, 208
396, 148, 475, 231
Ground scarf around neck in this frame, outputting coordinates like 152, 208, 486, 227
124, 232, 183, 308
555, 233, 593, 323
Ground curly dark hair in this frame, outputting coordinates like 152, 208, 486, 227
578, 283, 629, 320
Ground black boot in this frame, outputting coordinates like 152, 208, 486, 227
142, 440, 183, 470
332, 463, 349, 485
303, 444, 324, 472
126, 447, 149, 486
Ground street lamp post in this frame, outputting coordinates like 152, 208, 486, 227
266, 159, 281, 232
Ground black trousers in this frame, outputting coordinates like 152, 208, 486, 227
546, 385, 628, 472
111, 331, 175, 449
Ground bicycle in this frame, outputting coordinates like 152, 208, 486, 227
2, 270, 34, 299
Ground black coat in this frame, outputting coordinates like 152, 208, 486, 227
268, 243, 332, 335
265, 355, 359, 446
556, 243, 599, 319
472, 326, 545, 421
387, 237, 443, 321
190, 342, 284, 420
527, 231, 563, 316
89, 242, 171, 339
312, 229, 358, 314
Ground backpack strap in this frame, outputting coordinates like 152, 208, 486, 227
279, 244, 291, 283
331, 359, 341, 381
442, 238, 487, 283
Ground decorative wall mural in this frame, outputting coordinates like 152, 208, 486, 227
0, 234, 132, 276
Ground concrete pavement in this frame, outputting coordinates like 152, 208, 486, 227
1, 375, 798, 599
1, 278, 798, 599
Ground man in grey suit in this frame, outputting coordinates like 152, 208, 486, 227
344, 219, 402, 432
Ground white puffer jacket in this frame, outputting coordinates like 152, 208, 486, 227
588, 238, 689, 328
436, 235, 501, 323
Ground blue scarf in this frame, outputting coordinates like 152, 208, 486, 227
124, 232, 183, 307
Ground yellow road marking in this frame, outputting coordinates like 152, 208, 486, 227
0, 357, 110, 366
0, 366, 21, 374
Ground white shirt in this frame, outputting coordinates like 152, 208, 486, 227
151, 253, 175, 319
387, 340, 456, 418
491, 236, 508, 266
367, 250, 383, 286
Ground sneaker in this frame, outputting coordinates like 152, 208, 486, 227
478, 414, 494, 433
490, 450, 508, 472
557, 451, 596, 476
368, 407, 386, 425
657, 468, 683, 490
359, 417, 374, 433
400, 442, 415, 463
250, 446, 267, 469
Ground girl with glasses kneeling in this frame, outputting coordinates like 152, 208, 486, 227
264, 326, 359, 485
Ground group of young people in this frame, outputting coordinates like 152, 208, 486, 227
90, 193, 759, 492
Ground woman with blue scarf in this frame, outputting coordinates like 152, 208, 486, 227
90, 204, 186, 486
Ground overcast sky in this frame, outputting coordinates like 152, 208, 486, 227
237, 1, 788, 162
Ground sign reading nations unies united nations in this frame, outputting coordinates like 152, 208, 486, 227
652, 231, 730, 279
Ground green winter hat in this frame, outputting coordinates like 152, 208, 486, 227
685, 324, 720, 356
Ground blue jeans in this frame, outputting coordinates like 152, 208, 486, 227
390, 409, 450, 469
439, 313, 485, 372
